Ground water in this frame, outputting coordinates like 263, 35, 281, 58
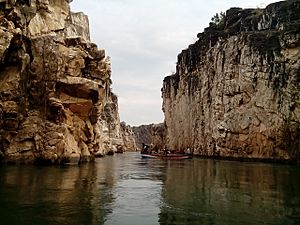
0, 152, 299, 225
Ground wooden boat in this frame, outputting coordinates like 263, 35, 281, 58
116, 149, 124, 154
141, 153, 192, 160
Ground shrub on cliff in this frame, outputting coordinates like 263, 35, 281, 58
209, 12, 225, 28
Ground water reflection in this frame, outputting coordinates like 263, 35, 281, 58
0, 162, 115, 225
159, 159, 300, 225
0, 153, 299, 225
104, 154, 165, 225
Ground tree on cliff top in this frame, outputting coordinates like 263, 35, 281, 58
209, 12, 225, 28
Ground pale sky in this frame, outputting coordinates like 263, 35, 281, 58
71, 0, 276, 126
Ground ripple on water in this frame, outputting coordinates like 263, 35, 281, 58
0, 152, 300, 225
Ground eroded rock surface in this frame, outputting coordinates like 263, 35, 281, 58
133, 123, 165, 151
162, 1, 300, 162
0, 0, 134, 164
120, 122, 137, 151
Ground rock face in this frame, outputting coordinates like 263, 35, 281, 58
120, 122, 137, 151
162, 1, 300, 162
0, 0, 134, 164
133, 123, 165, 151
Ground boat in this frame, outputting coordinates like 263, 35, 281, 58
141, 153, 192, 160
141, 153, 161, 159
140, 143, 192, 160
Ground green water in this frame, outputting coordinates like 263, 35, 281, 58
0, 152, 299, 225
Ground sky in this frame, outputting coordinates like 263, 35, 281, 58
71, 0, 276, 126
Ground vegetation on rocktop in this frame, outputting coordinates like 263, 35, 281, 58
209, 12, 226, 28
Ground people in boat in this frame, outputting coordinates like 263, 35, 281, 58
162, 148, 171, 155
142, 143, 151, 154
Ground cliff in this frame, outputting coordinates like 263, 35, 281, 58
120, 122, 137, 151
133, 123, 165, 151
162, 0, 300, 162
0, 0, 134, 164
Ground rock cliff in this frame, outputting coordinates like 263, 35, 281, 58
162, 0, 300, 162
133, 123, 165, 151
120, 122, 137, 151
0, 0, 134, 164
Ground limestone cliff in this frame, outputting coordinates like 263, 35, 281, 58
133, 123, 165, 151
162, 0, 300, 162
120, 122, 137, 151
0, 0, 130, 164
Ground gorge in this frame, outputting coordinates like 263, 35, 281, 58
0, 0, 299, 164
0, 1, 299, 224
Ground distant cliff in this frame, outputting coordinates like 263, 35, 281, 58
133, 123, 165, 151
162, 0, 300, 162
120, 122, 137, 151
0, 0, 135, 164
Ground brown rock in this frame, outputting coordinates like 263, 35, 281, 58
0, 0, 135, 164
132, 123, 166, 151
162, 1, 300, 162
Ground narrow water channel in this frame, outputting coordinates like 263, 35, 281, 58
0, 152, 299, 225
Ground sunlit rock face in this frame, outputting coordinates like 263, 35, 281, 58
120, 122, 137, 151
162, 1, 300, 162
0, 0, 130, 164
97, 97, 137, 155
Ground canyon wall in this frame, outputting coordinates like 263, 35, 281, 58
133, 123, 165, 151
120, 122, 137, 151
0, 0, 135, 164
162, 0, 300, 162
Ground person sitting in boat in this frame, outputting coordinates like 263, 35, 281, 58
142, 143, 151, 154
141, 143, 146, 153
185, 148, 191, 154
163, 148, 171, 155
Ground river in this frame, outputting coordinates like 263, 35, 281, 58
0, 152, 299, 225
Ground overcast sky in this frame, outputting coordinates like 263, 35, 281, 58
71, 0, 276, 126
